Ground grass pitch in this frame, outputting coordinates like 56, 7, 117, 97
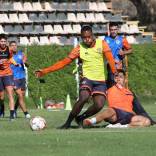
1, 102, 156, 156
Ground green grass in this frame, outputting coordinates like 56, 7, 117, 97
1, 101, 156, 156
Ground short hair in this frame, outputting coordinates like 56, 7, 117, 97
109, 22, 119, 28
0, 34, 7, 40
117, 69, 126, 76
81, 25, 92, 34
9, 41, 17, 46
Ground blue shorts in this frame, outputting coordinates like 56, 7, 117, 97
112, 108, 134, 125
0, 75, 14, 91
14, 78, 26, 90
80, 77, 107, 96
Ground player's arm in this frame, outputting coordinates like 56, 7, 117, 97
102, 41, 116, 74
35, 46, 80, 77
119, 37, 132, 56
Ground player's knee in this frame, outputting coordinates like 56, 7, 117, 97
143, 118, 151, 127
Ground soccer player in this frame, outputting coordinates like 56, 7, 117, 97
9, 41, 31, 119
83, 70, 152, 128
35, 25, 117, 129
104, 22, 132, 88
0, 35, 16, 120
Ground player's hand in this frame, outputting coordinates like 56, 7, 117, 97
119, 50, 125, 56
35, 70, 44, 78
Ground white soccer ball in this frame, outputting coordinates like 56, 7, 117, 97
30, 116, 46, 131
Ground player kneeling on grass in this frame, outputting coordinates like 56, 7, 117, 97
83, 70, 151, 128
9, 41, 30, 119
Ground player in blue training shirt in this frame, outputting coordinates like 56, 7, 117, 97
9, 41, 30, 119
104, 22, 132, 88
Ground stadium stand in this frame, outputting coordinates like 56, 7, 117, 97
0, 0, 154, 45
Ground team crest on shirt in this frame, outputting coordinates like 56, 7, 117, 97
81, 80, 86, 84
116, 40, 121, 45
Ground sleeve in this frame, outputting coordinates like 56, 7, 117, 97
41, 47, 80, 75
122, 37, 132, 50
102, 40, 116, 74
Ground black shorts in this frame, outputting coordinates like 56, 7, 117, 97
80, 77, 107, 96
112, 108, 134, 125
14, 78, 26, 90
0, 75, 14, 91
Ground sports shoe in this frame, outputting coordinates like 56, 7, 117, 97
106, 123, 129, 128
13, 111, 17, 118
0, 111, 5, 118
83, 119, 92, 126
75, 116, 83, 127
25, 113, 31, 119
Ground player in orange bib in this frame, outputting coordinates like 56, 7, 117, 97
35, 26, 117, 129
0, 35, 17, 120
83, 70, 152, 128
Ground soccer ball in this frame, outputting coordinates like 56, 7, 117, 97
30, 116, 46, 131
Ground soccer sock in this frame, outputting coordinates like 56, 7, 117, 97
0, 99, 5, 115
10, 110, 15, 118
24, 111, 28, 115
64, 112, 75, 126
90, 117, 97, 125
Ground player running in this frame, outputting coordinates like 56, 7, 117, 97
35, 25, 117, 129
9, 41, 31, 119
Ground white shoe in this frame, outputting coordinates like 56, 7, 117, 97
106, 123, 129, 128
25, 114, 31, 119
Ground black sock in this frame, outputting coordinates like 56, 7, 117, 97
24, 111, 28, 115
77, 113, 88, 121
0, 99, 5, 115
64, 113, 75, 126
10, 110, 15, 118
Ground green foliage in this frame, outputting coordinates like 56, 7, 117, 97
128, 44, 156, 97
24, 44, 156, 107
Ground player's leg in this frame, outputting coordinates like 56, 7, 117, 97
0, 77, 5, 117
4, 75, 15, 120
129, 115, 151, 127
14, 79, 30, 118
59, 89, 90, 129
76, 81, 107, 123
83, 108, 117, 126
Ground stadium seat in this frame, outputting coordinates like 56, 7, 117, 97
97, 2, 109, 11
77, 13, 86, 22
8, 36, 19, 43
9, 14, 19, 23
23, 2, 33, 11
13, 25, 23, 34
92, 24, 103, 34
4, 25, 14, 33
1, 2, 13, 11
40, 36, 50, 45
73, 24, 81, 33
20, 37, 30, 45
29, 13, 38, 22
23, 25, 34, 34
85, 13, 96, 22
44, 2, 53, 11
48, 13, 57, 21
44, 24, 54, 33
126, 36, 136, 44
49, 36, 62, 45
111, 14, 123, 22
67, 13, 77, 22
57, 13, 67, 22
71, 3, 78, 10
53, 25, 64, 34
89, 2, 98, 11
78, 1, 89, 10
34, 25, 44, 34
51, 2, 60, 10
63, 25, 73, 34
19, 13, 31, 23
120, 24, 129, 33
0, 14, 9, 23
60, 36, 75, 45
0, 25, 5, 33
32, 2, 43, 11
30, 37, 40, 45
95, 13, 107, 22
38, 13, 48, 21
129, 25, 140, 34
59, 2, 69, 10
13, 2, 23, 11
